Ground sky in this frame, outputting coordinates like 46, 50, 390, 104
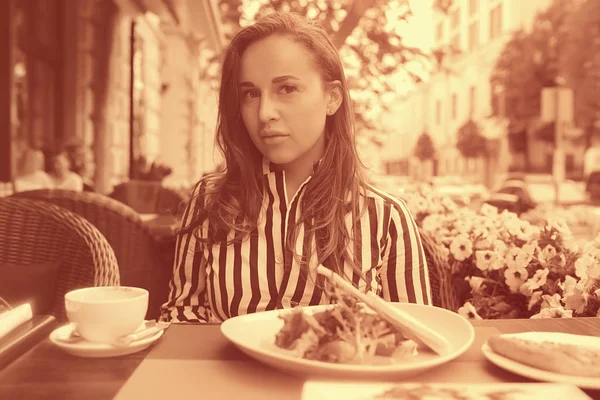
405, 0, 435, 52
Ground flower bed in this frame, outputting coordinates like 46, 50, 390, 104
401, 185, 600, 319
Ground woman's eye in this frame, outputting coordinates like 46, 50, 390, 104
243, 89, 260, 99
278, 84, 298, 95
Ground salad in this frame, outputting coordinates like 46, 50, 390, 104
274, 283, 419, 365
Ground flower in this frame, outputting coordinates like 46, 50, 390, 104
527, 291, 543, 310
450, 235, 473, 261
475, 250, 503, 271
575, 253, 595, 280
540, 293, 562, 309
504, 266, 528, 293
520, 268, 550, 296
538, 245, 558, 267
531, 307, 573, 319
505, 247, 531, 270
458, 302, 482, 320
466, 276, 485, 292
406, 186, 600, 319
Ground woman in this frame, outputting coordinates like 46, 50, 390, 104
48, 151, 84, 192
13, 148, 54, 192
160, 12, 431, 323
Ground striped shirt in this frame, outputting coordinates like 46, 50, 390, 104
160, 161, 431, 323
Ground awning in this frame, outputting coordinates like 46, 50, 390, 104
116, 0, 225, 52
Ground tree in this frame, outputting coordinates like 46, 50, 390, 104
414, 131, 436, 161
560, 0, 600, 148
213, 0, 432, 145
490, 0, 572, 161
456, 119, 487, 159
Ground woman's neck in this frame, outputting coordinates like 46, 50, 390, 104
276, 137, 325, 202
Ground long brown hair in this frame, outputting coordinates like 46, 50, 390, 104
182, 12, 369, 282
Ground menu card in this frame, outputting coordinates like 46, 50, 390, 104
0, 314, 56, 370
0, 304, 33, 340
301, 381, 592, 399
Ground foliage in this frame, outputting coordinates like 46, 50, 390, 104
213, 0, 431, 143
414, 131, 436, 161
432, 0, 453, 15
402, 185, 600, 319
560, 0, 600, 147
491, 0, 600, 151
456, 119, 488, 159
490, 0, 572, 149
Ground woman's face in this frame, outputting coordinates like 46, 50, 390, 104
239, 35, 340, 173
52, 154, 70, 176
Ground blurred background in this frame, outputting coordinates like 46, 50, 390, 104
1, 0, 599, 235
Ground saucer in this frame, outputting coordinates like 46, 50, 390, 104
49, 321, 164, 358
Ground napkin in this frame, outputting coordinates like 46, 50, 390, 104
0, 304, 33, 340
301, 381, 591, 400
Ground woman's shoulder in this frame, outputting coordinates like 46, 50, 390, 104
363, 182, 410, 212
187, 173, 223, 208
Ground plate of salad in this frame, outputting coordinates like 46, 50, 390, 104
220, 268, 474, 379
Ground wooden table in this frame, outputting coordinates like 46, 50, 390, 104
1, 318, 599, 399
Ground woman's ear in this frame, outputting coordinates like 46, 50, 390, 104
325, 80, 343, 115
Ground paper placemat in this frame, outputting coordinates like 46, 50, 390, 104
301, 381, 592, 400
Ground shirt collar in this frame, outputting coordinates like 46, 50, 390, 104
261, 157, 324, 176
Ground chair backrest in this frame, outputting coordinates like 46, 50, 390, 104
0, 198, 119, 321
419, 228, 460, 312
11, 189, 172, 320
0, 182, 14, 198
109, 180, 185, 216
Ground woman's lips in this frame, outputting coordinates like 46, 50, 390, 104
261, 135, 289, 145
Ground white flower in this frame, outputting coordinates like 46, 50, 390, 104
559, 275, 578, 299
493, 240, 508, 257
454, 219, 472, 235
527, 291, 543, 310
505, 247, 532, 270
538, 245, 558, 267
540, 293, 562, 309
508, 221, 538, 242
422, 215, 439, 233
450, 235, 473, 261
575, 254, 595, 280
475, 250, 503, 271
458, 302, 482, 320
504, 267, 528, 293
480, 203, 498, 217
531, 307, 573, 319
520, 268, 550, 295
465, 276, 486, 292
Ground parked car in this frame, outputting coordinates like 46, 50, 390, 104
586, 171, 600, 204
484, 176, 588, 215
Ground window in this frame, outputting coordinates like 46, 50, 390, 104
491, 86, 505, 116
469, 0, 478, 16
436, 22, 444, 42
450, 9, 460, 30
490, 4, 503, 40
469, 86, 476, 116
436, 100, 442, 125
468, 21, 479, 51
451, 93, 458, 120
451, 32, 461, 52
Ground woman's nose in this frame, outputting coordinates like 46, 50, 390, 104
258, 95, 279, 123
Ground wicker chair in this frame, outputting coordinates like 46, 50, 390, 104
0, 198, 119, 322
108, 180, 186, 217
419, 228, 461, 312
10, 189, 173, 320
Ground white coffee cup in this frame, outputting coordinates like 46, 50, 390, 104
64, 286, 149, 344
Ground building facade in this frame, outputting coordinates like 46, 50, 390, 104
381, 0, 554, 186
1, 0, 223, 194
